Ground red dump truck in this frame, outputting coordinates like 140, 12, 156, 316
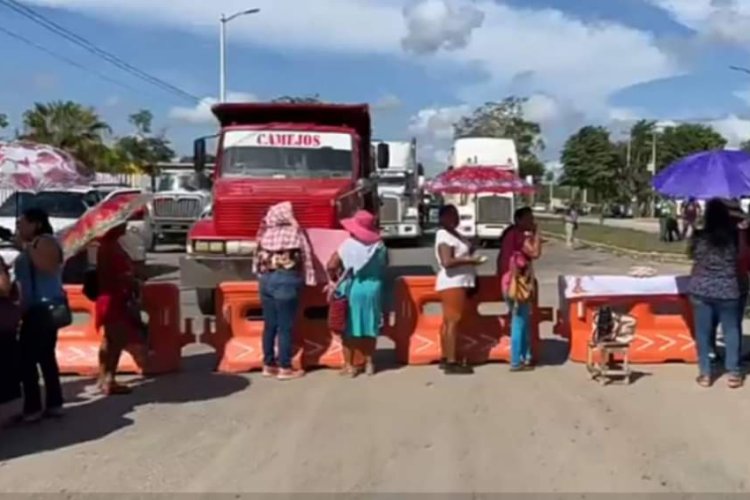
181, 102, 387, 315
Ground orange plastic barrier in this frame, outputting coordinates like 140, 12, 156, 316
385, 276, 553, 366
208, 282, 344, 373
56, 284, 191, 376
558, 294, 697, 364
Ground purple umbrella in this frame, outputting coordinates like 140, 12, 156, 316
652, 149, 750, 199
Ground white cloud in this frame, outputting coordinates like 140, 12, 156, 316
372, 94, 402, 110
408, 104, 470, 141
708, 115, 750, 147
168, 91, 257, 125
649, 0, 750, 46
24, 0, 682, 164
401, 0, 484, 54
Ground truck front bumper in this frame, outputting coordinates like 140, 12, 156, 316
153, 219, 195, 236
180, 254, 257, 290
381, 222, 421, 239
477, 223, 509, 239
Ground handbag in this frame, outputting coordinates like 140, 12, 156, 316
504, 252, 534, 303
28, 249, 72, 330
82, 266, 99, 302
327, 269, 352, 334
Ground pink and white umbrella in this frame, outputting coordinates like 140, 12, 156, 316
0, 141, 93, 191
425, 165, 535, 195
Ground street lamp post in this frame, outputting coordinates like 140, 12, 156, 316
219, 8, 260, 103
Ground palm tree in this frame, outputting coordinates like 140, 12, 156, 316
21, 101, 112, 168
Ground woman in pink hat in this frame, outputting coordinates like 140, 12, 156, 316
327, 210, 387, 376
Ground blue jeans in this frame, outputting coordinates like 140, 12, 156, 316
691, 295, 742, 377
508, 300, 531, 368
259, 270, 302, 369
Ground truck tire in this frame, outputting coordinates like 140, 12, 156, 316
196, 288, 216, 316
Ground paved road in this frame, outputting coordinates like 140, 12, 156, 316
4, 242, 750, 494
538, 213, 661, 234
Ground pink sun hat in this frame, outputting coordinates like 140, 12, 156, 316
340, 210, 381, 245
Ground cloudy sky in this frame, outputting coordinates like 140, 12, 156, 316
2, 0, 750, 173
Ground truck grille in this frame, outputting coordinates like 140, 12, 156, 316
214, 198, 333, 236
477, 196, 512, 224
380, 197, 399, 223
153, 196, 203, 219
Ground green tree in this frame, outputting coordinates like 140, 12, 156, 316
657, 123, 726, 170
453, 96, 545, 179
21, 101, 111, 168
115, 109, 175, 173
740, 139, 750, 153
560, 125, 621, 203
0, 113, 8, 131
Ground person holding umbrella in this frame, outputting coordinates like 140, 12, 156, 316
94, 223, 143, 395
688, 199, 745, 388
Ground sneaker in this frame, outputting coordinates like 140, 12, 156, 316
262, 366, 279, 378
277, 368, 305, 381
443, 363, 474, 375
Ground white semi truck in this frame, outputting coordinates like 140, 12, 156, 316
445, 137, 519, 243
375, 139, 423, 243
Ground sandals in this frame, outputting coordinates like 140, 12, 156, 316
727, 374, 744, 389
696, 375, 712, 388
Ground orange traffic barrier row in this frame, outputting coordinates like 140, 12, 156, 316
555, 276, 697, 364
206, 282, 344, 373
385, 276, 554, 366
56, 283, 192, 376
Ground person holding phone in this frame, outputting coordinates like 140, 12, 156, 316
497, 207, 542, 371
434, 204, 484, 375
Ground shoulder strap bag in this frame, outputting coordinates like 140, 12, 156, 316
28, 240, 72, 330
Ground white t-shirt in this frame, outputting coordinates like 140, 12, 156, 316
434, 229, 476, 292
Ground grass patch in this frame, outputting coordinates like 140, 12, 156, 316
538, 219, 688, 255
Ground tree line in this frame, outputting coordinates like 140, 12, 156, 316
559, 121, 750, 212
0, 101, 174, 174
2, 96, 747, 194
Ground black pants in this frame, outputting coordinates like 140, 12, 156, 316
19, 308, 63, 414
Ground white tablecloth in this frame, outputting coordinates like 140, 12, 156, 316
559, 275, 690, 300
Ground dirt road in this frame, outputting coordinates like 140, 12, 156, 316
1, 242, 748, 494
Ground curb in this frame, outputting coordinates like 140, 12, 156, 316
540, 231, 690, 264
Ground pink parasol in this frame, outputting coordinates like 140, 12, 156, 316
0, 141, 93, 191
425, 165, 535, 195
305, 228, 350, 284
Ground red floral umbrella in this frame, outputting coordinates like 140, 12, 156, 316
0, 141, 93, 191
59, 192, 152, 260
425, 165, 535, 195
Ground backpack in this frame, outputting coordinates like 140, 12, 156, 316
592, 306, 615, 343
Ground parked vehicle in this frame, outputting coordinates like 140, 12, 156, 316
182, 102, 385, 315
150, 170, 211, 249
0, 187, 150, 276
444, 138, 519, 243
375, 139, 422, 244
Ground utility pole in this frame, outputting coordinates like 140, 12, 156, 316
219, 8, 260, 103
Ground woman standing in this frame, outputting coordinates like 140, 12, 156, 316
689, 198, 744, 388
256, 202, 315, 381
497, 207, 542, 371
327, 210, 387, 377
434, 205, 484, 375
13, 208, 66, 423
0, 256, 21, 407
95, 224, 143, 395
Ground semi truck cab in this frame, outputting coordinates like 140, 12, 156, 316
180, 102, 387, 315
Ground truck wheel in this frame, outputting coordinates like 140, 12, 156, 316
196, 288, 216, 316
